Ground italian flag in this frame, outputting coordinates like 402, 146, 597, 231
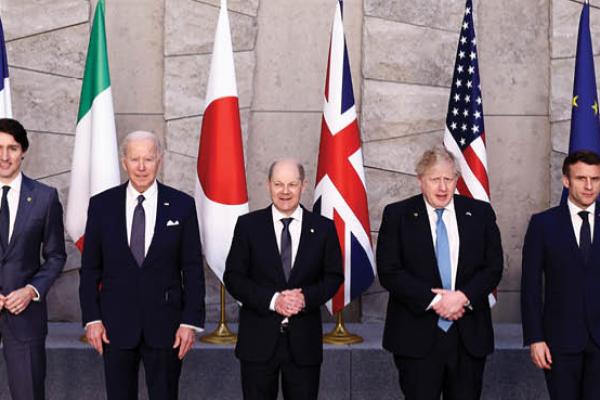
65, 0, 120, 251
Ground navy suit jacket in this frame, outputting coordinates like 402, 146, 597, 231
223, 205, 343, 366
377, 194, 503, 358
79, 182, 205, 349
1, 175, 66, 341
521, 202, 600, 352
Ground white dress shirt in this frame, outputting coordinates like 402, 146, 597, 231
269, 205, 303, 314
0, 173, 40, 300
87, 180, 202, 332
567, 199, 595, 245
424, 199, 460, 309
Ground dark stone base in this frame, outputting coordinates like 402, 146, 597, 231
0, 323, 547, 399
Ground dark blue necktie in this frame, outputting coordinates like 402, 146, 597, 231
579, 211, 591, 264
435, 208, 453, 332
280, 218, 293, 281
131, 195, 145, 267
0, 186, 10, 250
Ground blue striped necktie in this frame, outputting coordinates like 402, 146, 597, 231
435, 208, 453, 332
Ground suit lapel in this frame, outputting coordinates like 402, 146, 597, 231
559, 203, 585, 266
454, 196, 470, 285
263, 206, 287, 283
4, 176, 35, 257
588, 203, 600, 267
142, 182, 168, 267
288, 207, 312, 283
413, 196, 441, 286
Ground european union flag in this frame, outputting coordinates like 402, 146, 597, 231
562, 1, 600, 203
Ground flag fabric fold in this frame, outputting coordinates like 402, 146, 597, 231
195, 0, 249, 282
0, 16, 12, 118
65, 0, 120, 251
443, 0, 496, 306
313, 0, 375, 315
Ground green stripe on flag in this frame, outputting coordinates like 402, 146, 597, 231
77, 0, 111, 122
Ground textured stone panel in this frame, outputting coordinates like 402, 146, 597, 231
165, 0, 257, 55
11, 68, 80, 135
364, 0, 466, 31
361, 290, 388, 323
551, 120, 570, 153
363, 131, 444, 175
491, 291, 521, 324
64, 242, 81, 273
551, 150, 566, 206
105, 0, 164, 114
246, 112, 322, 210
38, 172, 73, 214
164, 51, 255, 120
0, 0, 88, 41
47, 269, 81, 322
551, 0, 600, 58
365, 168, 420, 231
204, 265, 239, 322
361, 80, 448, 142
162, 151, 196, 196
7, 24, 87, 78
165, 108, 250, 158
363, 17, 456, 87
22, 132, 74, 179
486, 116, 550, 292
251, 0, 362, 112
477, 0, 549, 115
199, 0, 259, 16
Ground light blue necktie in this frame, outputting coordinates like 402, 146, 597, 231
435, 208, 453, 332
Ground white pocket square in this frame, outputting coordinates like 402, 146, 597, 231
166, 220, 180, 226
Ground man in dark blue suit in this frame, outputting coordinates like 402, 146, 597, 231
224, 159, 343, 400
79, 131, 205, 399
522, 150, 600, 399
0, 118, 66, 400
377, 147, 503, 400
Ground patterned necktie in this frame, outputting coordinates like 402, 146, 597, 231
280, 218, 293, 281
0, 186, 10, 250
435, 208, 453, 332
579, 211, 591, 264
130, 195, 145, 267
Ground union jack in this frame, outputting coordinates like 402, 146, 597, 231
313, 0, 375, 314
444, 0, 496, 305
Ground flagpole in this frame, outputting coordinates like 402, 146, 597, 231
200, 283, 237, 344
323, 309, 363, 345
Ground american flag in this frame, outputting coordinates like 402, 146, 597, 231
444, 0, 489, 202
313, 0, 375, 315
443, 0, 496, 305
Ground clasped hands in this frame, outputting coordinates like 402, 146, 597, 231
431, 288, 469, 321
0, 286, 36, 315
274, 288, 305, 317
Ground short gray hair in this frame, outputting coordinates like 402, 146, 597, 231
268, 159, 305, 181
120, 130, 163, 158
415, 146, 460, 177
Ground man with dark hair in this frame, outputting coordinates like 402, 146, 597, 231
0, 118, 66, 400
377, 146, 503, 400
224, 159, 343, 400
522, 149, 600, 399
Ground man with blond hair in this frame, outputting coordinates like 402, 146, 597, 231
377, 147, 503, 400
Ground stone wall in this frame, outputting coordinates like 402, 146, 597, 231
0, 0, 581, 324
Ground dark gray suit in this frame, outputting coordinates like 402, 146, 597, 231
0, 175, 66, 400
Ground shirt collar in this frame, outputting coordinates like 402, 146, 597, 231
127, 180, 158, 200
0, 172, 23, 194
567, 198, 596, 219
272, 204, 303, 224
423, 196, 455, 216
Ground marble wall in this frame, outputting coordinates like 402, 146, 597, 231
0, 0, 581, 324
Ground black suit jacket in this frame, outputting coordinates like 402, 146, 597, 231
377, 194, 503, 358
79, 182, 205, 349
521, 203, 600, 353
223, 205, 343, 366
1, 175, 66, 340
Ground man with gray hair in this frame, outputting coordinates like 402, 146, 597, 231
377, 146, 503, 399
79, 130, 206, 399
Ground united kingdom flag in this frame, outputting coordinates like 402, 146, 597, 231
314, 0, 375, 315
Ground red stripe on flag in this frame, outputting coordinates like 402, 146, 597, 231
456, 177, 473, 198
331, 209, 345, 313
462, 142, 490, 195
197, 96, 248, 205
75, 236, 85, 252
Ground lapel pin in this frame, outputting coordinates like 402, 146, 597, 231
466, 211, 472, 216
164, 202, 170, 206
413, 212, 418, 218
310, 228, 315, 233
27, 197, 32, 203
